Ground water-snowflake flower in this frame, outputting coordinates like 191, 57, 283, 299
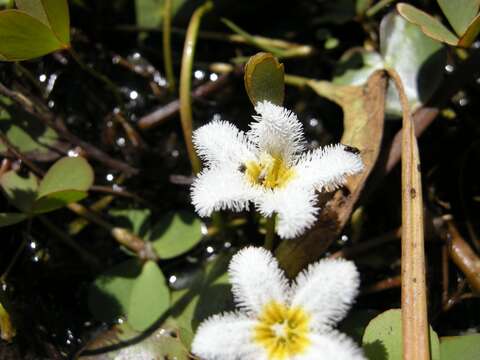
191, 101, 364, 239
191, 246, 365, 360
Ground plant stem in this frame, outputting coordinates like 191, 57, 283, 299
264, 214, 276, 251
163, 0, 176, 93
179, 1, 213, 174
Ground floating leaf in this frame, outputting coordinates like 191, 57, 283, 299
135, 0, 186, 28
149, 211, 203, 259
440, 334, 480, 360
459, 14, 480, 47
0, 171, 38, 212
362, 309, 440, 360
0, 10, 63, 61
32, 156, 94, 214
0, 213, 27, 228
15, 0, 70, 45
128, 260, 170, 331
397, 3, 459, 45
88, 259, 142, 323
0, 95, 62, 161
438, 0, 479, 37
244, 52, 285, 106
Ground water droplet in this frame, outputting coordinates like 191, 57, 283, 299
67, 149, 79, 157
209, 73, 218, 82
224, 241, 232, 248
116, 137, 126, 147
171, 149, 179, 158
46, 73, 58, 93
309, 118, 319, 127
169, 275, 177, 284
206, 246, 214, 254
30, 241, 37, 250
106, 174, 114, 182
129, 90, 138, 100
340, 234, 349, 243
194, 70, 205, 80
39, 74, 47, 82
132, 52, 141, 60
48, 100, 55, 108
445, 64, 455, 73
32, 255, 40, 263
201, 223, 208, 235
117, 317, 124, 324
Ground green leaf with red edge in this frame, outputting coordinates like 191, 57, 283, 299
438, 0, 480, 37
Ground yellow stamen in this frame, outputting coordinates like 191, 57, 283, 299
253, 301, 310, 360
244, 154, 295, 189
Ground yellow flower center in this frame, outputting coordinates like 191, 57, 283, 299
253, 301, 311, 360
242, 154, 295, 189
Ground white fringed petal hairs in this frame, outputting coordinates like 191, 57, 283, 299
191, 101, 364, 239
192, 247, 365, 360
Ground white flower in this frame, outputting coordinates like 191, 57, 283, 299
191, 101, 364, 239
192, 246, 365, 360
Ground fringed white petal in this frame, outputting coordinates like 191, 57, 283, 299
191, 312, 265, 360
191, 166, 258, 217
294, 144, 364, 192
294, 331, 366, 360
291, 259, 360, 332
228, 247, 290, 314
193, 119, 255, 167
248, 101, 306, 164
257, 186, 318, 239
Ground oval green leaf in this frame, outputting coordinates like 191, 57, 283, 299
0, 171, 38, 212
109, 208, 151, 237
32, 189, 88, 214
15, 0, 70, 45
459, 14, 480, 47
149, 211, 203, 259
397, 3, 459, 45
362, 309, 440, 360
36, 156, 94, 199
438, 0, 479, 37
0, 10, 62, 61
88, 259, 142, 323
244, 52, 285, 106
440, 333, 480, 360
128, 261, 170, 331
0, 212, 27, 228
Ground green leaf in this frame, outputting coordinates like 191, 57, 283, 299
0, 10, 63, 61
362, 309, 440, 360
438, 0, 479, 37
339, 309, 379, 343
30, 156, 94, 213
15, 0, 70, 45
244, 52, 285, 106
397, 3, 459, 45
128, 261, 170, 331
380, 12, 445, 115
135, 0, 186, 28
37, 156, 94, 198
109, 208, 151, 237
0, 212, 27, 227
459, 14, 480, 47
0, 171, 38, 212
88, 259, 142, 323
32, 190, 88, 214
440, 334, 480, 360
334, 13, 445, 116
171, 255, 232, 347
149, 211, 203, 259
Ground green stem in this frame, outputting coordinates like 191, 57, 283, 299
264, 214, 276, 251
69, 48, 124, 109
163, 0, 176, 93
179, 1, 213, 174
366, 0, 396, 17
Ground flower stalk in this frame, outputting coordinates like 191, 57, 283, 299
264, 214, 276, 250
162, 0, 175, 93
179, 1, 213, 174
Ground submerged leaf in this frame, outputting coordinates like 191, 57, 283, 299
135, 0, 186, 28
